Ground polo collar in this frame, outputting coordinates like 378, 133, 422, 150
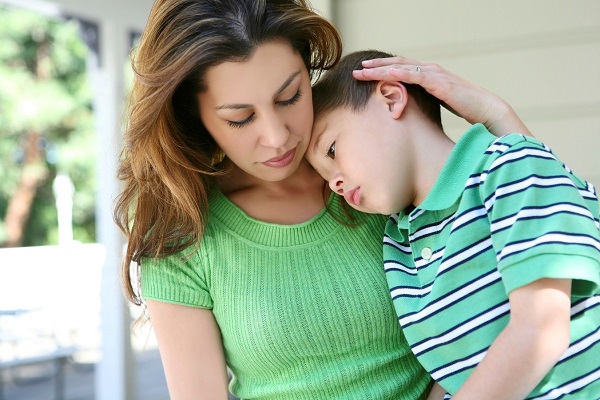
417, 123, 497, 212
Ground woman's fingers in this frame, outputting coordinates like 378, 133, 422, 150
361, 56, 420, 68
353, 62, 453, 105
352, 55, 531, 137
352, 57, 498, 127
354, 56, 427, 82
352, 65, 426, 83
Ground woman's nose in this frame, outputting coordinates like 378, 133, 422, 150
259, 114, 289, 148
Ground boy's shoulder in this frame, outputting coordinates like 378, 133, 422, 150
480, 132, 594, 195
481, 133, 565, 173
486, 132, 546, 154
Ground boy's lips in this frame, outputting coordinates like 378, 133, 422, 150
262, 148, 296, 168
344, 187, 360, 206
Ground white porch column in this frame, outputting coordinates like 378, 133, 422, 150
90, 17, 136, 400
52, 173, 75, 245
0, 0, 139, 398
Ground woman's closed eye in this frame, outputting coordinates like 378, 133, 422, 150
277, 89, 302, 106
227, 113, 255, 129
226, 90, 302, 129
326, 142, 336, 159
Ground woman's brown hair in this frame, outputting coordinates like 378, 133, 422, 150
114, 0, 342, 305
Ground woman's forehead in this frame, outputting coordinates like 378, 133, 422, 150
202, 40, 306, 100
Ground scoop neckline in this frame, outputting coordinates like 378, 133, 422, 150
207, 187, 343, 248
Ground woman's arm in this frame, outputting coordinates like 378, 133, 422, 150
146, 300, 230, 400
353, 56, 532, 137
452, 278, 572, 400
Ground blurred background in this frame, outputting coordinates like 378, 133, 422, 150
0, 0, 598, 399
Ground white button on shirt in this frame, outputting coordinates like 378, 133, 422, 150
421, 247, 433, 260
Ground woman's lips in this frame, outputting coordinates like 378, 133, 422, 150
344, 187, 360, 206
262, 148, 296, 168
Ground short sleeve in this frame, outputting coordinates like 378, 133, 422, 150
501, 253, 599, 297
140, 250, 213, 309
480, 135, 600, 296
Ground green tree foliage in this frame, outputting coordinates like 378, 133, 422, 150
0, 5, 96, 246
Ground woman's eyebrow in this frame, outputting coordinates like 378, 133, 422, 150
273, 70, 301, 98
216, 103, 252, 110
215, 70, 301, 111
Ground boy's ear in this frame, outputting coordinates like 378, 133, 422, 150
376, 81, 408, 119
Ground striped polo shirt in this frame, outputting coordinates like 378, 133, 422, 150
384, 124, 600, 398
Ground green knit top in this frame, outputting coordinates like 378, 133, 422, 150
141, 188, 430, 399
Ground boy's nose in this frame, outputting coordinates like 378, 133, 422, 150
329, 174, 344, 195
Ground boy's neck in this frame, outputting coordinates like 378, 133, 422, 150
410, 123, 455, 207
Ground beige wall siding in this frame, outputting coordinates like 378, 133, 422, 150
323, 0, 600, 187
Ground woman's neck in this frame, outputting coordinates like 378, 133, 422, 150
218, 159, 329, 224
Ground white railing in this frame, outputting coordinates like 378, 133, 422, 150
0, 243, 105, 362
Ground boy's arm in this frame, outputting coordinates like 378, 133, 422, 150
426, 381, 447, 400
452, 278, 571, 400
353, 55, 532, 137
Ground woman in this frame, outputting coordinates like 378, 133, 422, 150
114, 0, 531, 398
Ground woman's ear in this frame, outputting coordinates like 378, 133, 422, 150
376, 81, 408, 119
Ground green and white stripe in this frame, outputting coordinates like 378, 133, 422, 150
384, 125, 600, 398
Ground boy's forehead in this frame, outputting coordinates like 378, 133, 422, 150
311, 118, 328, 151
310, 107, 352, 149
312, 107, 352, 130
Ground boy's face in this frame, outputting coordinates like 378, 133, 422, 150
306, 99, 415, 215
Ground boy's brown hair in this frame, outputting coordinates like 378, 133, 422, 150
313, 50, 442, 128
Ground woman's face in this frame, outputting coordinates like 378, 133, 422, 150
198, 40, 313, 182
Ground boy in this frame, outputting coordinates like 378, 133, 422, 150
306, 50, 600, 399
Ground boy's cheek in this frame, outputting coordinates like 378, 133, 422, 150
306, 156, 328, 181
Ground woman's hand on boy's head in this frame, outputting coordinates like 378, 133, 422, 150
353, 55, 532, 137
353, 55, 424, 82
353, 55, 489, 124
